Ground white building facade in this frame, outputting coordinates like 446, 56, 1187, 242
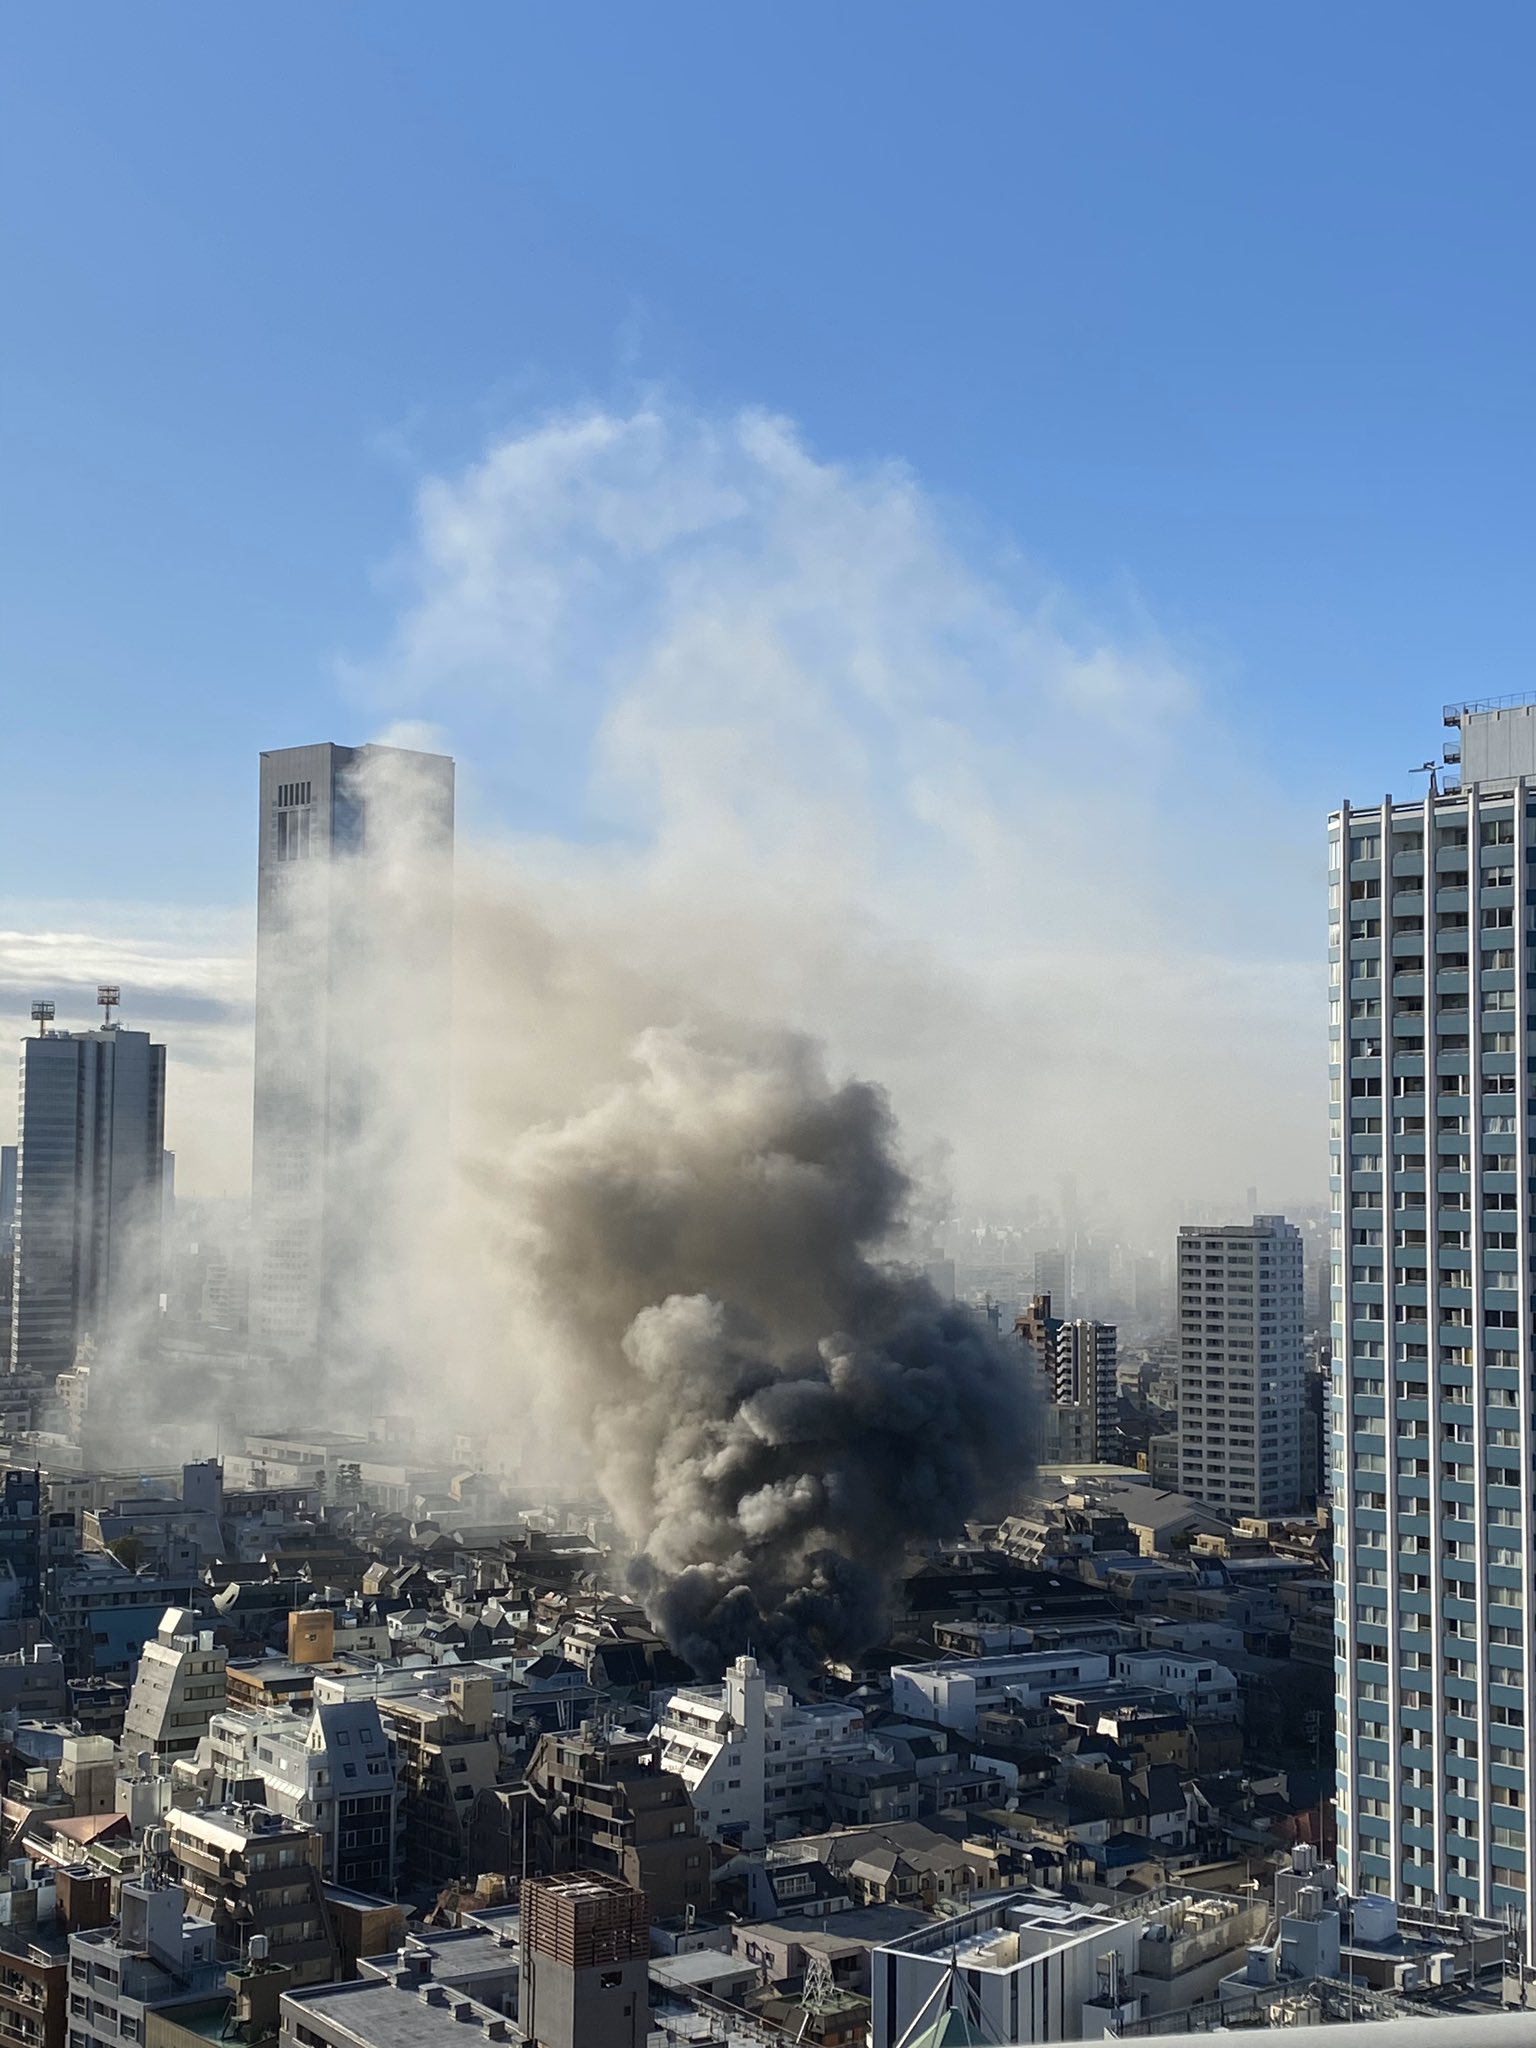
889, 1652, 1113, 1737
251, 740, 454, 1363
199, 1697, 400, 1892
871, 1891, 1139, 2048
654, 1654, 871, 1846
1176, 1217, 1305, 1517
1332, 700, 1536, 1943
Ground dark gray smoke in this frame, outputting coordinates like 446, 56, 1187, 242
506, 1024, 1038, 1676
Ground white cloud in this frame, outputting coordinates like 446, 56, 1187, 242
0, 402, 1323, 1242
367, 402, 1323, 1242
0, 902, 253, 1199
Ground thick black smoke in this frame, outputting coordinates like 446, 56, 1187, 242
509, 1025, 1038, 1676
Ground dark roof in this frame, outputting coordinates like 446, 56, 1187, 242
590, 1645, 651, 1688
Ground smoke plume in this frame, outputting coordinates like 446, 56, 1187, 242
492, 1021, 1038, 1675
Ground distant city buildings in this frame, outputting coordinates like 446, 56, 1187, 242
1034, 1246, 1070, 1309
251, 739, 454, 1364
1176, 1216, 1304, 1519
9, 1001, 165, 1380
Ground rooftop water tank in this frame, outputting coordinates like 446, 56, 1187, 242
1353, 1894, 1398, 1945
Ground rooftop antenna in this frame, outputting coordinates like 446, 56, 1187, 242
28, 1002, 54, 1037
97, 985, 121, 1029
1409, 761, 1439, 799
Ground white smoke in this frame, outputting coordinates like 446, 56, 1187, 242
0, 402, 1324, 1581
370, 400, 1323, 1245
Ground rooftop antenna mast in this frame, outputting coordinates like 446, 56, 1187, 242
97, 984, 121, 1029
28, 1002, 54, 1037
1409, 761, 1439, 799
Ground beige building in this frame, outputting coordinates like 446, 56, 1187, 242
378, 1672, 503, 1887
121, 1608, 227, 1763
167, 1803, 338, 1987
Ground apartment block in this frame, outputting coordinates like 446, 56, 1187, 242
120, 1607, 227, 1763
1331, 697, 1536, 1942
1176, 1217, 1304, 1517
166, 1805, 339, 1986
10, 1014, 165, 1378
522, 1727, 706, 1921
198, 1696, 400, 1893
68, 1881, 225, 2048
377, 1671, 502, 1887
1053, 1319, 1119, 1463
653, 1655, 871, 1847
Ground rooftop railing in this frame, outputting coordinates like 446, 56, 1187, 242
1444, 693, 1536, 723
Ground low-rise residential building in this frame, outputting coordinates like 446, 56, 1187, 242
120, 1608, 227, 1763
891, 1652, 1113, 1737
653, 1655, 871, 1847
196, 1699, 400, 1893
68, 1880, 226, 2048
377, 1672, 503, 1887
1111, 1651, 1240, 1720
166, 1805, 339, 1986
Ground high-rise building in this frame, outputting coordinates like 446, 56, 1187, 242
1332, 698, 1536, 1939
1175, 1216, 1304, 1518
9, 1012, 166, 1379
251, 741, 454, 1364
1132, 1251, 1164, 1322
0, 1145, 16, 1366
1013, 1292, 1061, 1396
1054, 1318, 1119, 1463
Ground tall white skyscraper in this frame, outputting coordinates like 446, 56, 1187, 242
1333, 698, 1536, 1940
10, 1012, 166, 1379
251, 741, 454, 1367
1176, 1217, 1304, 1518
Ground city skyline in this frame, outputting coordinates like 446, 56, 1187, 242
1, 14, 1532, 2031
0, 673, 1330, 1235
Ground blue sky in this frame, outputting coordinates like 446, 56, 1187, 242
5, 2, 1533, 909
2, 5, 1531, 1207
